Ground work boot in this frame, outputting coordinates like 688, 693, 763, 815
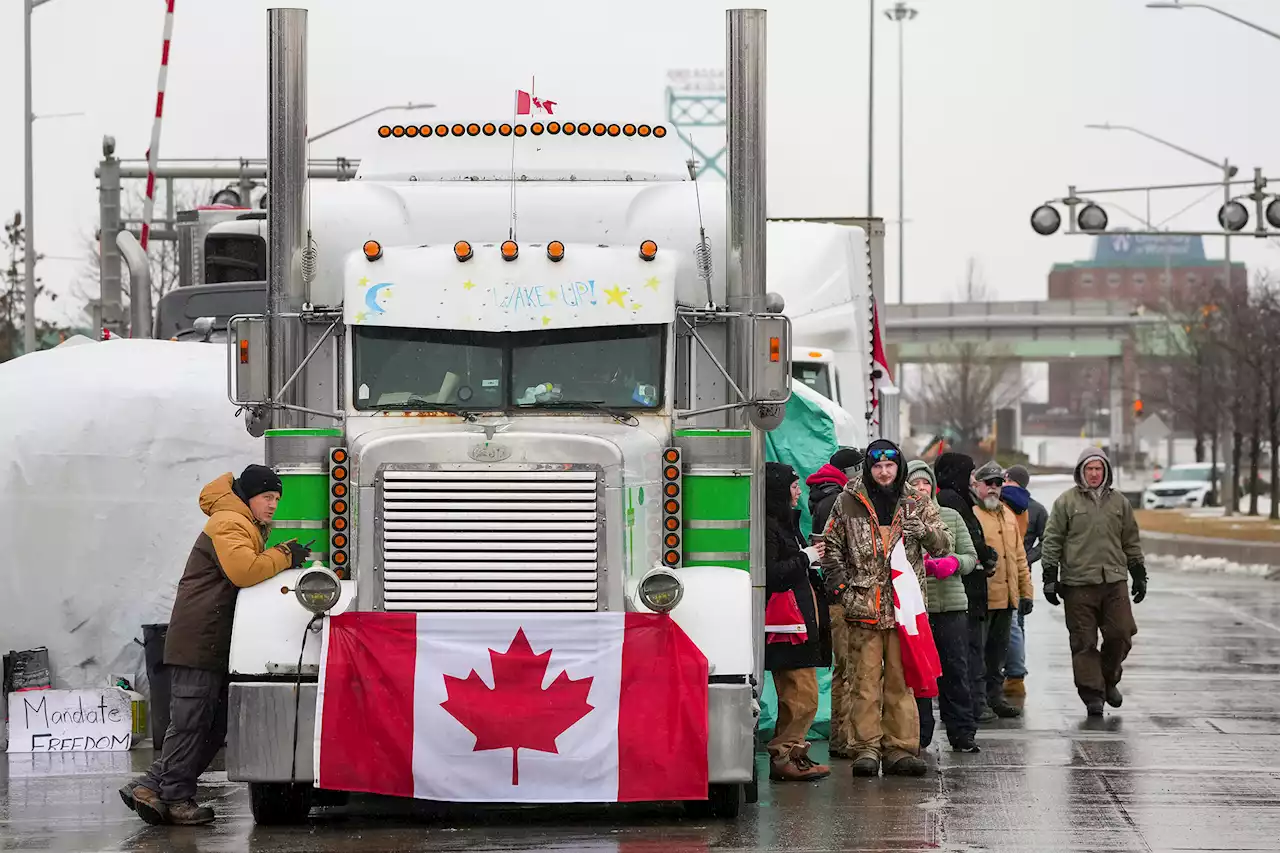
1086, 700, 1105, 717
130, 786, 168, 826
118, 781, 141, 812
949, 736, 981, 754
166, 799, 216, 826
850, 752, 881, 777
1106, 684, 1123, 708
991, 701, 1022, 719
976, 704, 998, 723
1003, 676, 1026, 697
882, 751, 928, 777
791, 744, 831, 779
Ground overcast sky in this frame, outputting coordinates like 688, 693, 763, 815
2, 0, 1279, 325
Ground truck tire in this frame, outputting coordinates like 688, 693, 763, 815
248, 782, 313, 825
744, 761, 759, 804
685, 783, 744, 820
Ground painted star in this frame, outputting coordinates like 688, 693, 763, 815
545, 289, 558, 302
463, 280, 476, 291
604, 284, 627, 307
644, 276, 660, 291
542, 316, 553, 326
358, 276, 370, 288
630, 303, 642, 311
353, 310, 368, 324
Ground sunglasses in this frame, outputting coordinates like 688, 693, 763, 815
981, 478, 1004, 488
868, 448, 900, 462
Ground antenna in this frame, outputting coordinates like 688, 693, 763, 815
686, 139, 715, 308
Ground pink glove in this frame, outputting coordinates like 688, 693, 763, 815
925, 555, 959, 580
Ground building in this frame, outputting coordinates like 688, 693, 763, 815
1047, 232, 1247, 411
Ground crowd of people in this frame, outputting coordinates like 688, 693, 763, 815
764, 441, 1148, 781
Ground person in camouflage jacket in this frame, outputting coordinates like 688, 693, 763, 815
821, 439, 953, 777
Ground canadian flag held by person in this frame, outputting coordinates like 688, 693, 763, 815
314, 612, 709, 803
889, 541, 942, 698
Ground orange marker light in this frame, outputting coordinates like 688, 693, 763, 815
333, 483, 347, 498
333, 551, 347, 565
378, 125, 392, 138
664, 483, 679, 497
548, 122, 561, 134
608, 124, 621, 137
664, 449, 679, 463
532, 122, 545, 135
405, 125, 419, 137
770, 336, 781, 362
392, 125, 405, 137
363, 240, 383, 261
665, 533, 680, 548
451, 124, 465, 136
420, 125, 433, 137
563, 123, 576, 135
623, 124, 637, 137
664, 466, 679, 481
664, 499, 679, 514
333, 517, 347, 531
467, 123, 481, 136
335, 568, 347, 580
808, 351, 823, 358
653, 125, 667, 138
593, 123, 606, 136
435, 124, 449, 137
332, 466, 347, 481
664, 551, 680, 565
483, 123, 497, 136
546, 241, 565, 262
639, 240, 658, 261
239, 339, 249, 364
500, 240, 519, 261
514, 124, 527, 137
665, 517, 679, 531
332, 500, 347, 514
638, 125, 652, 137
333, 534, 347, 549
499, 124, 513, 136
577, 123, 591, 135
454, 240, 474, 262
332, 449, 347, 464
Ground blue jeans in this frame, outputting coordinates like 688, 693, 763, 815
1005, 611, 1027, 679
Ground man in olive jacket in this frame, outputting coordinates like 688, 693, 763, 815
1041, 448, 1147, 717
122, 465, 309, 825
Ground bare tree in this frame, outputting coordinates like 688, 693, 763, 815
1, 212, 70, 362
917, 259, 1029, 454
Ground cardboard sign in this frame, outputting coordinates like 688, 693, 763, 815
6, 688, 134, 753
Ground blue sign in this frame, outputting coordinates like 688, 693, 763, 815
1093, 231, 1205, 264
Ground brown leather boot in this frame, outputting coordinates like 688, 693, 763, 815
166, 799, 216, 826
791, 744, 831, 779
130, 786, 168, 826
1003, 676, 1026, 697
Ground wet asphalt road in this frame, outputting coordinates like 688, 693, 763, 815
5, 567, 1280, 852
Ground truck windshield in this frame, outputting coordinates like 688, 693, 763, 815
794, 362, 834, 401
353, 324, 664, 412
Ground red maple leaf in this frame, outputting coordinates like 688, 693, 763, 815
440, 628, 594, 785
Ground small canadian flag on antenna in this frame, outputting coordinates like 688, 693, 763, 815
516, 89, 557, 116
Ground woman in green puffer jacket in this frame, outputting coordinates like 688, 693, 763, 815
906, 460, 981, 753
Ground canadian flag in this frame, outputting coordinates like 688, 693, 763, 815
315, 612, 709, 803
516, 89, 557, 115
869, 300, 893, 428
889, 541, 942, 698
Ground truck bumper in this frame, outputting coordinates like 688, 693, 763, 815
227, 680, 756, 787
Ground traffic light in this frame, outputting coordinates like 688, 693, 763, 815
1133, 399, 1143, 416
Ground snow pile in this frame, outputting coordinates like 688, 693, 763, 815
0, 340, 261, 690
1146, 553, 1279, 580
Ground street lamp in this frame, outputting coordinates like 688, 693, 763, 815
1147, 2, 1280, 42
884, 1, 917, 303
22, 0, 57, 357
308, 102, 436, 144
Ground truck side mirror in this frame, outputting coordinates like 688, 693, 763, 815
228, 315, 268, 407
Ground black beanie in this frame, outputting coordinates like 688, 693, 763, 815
236, 464, 283, 501
829, 446, 863, 471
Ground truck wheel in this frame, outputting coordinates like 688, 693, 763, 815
248, 782, 313, 825
686, 783, 743, 820
744, 761, 760, 804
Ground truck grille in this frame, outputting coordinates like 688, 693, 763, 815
379, 468, 601, 612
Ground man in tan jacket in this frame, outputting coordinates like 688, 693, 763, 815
972, 461, 1034, 722
121, 465, 308, 826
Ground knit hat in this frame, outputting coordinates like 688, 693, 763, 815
764, 461, 799, 520
829, 446, 863, 472
973, 460, 1005, 484
1004, 464, 1030, 489
236, 464, 283, 501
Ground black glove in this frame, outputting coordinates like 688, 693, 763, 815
1129, 561, 1148, 604
979, 545, 999, 577
285, 540, 311, 570
1019, 597, 1034, 616
1042, 567, 1060, 606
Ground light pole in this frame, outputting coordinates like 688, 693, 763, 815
885, 1, 916, 303
1147, 2, 1280, 41
23, 0, 56, 356
308, 102, 435, 144
867, 0, 875, 217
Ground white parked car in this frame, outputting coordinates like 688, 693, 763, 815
1142, 464, 1221, 509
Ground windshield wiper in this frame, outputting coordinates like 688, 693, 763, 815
516, 399, 641, 426
375, 398, 479, 422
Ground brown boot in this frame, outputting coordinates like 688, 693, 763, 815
850, 751, 880, 777
1004, 677, 1026, 697
769, 749, 830, 782
791, 744, 831, 779
130, 786, 168, 826
166, 799, 216, 826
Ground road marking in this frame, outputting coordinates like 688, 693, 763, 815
1174, 589, 1280, 636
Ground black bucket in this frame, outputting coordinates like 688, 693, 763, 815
142, 624, 170, 751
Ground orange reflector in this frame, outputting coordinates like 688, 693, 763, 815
654, 125, 667, 138
378, 125, 392, 138
483, 123, 496, 136
623, 124, 637, 137
593, 123, 606, 136
333, 551, 347, 565
770, 337, 781, 362
501, 240, 519, 261
532, 122, 545, 135
435, 124, 449, 137
514, 124, 527, 137
638, 125, 652, 137
665, 517, 679, 531
332, 483, 347, 497
420, 125, 433, 137
335, 568, 346, 579
332, 466, 347, 481
333, 517, 347, 531
467, 123, 480, 136
563, 123, 576, 135
546, 241, 565, 262
664, 449, 679, 463
665, 483, 679, 497
577, 123, 591, 135
548, 121, 561, 134
499, 123, 513, 136
808, 351, 823, 358
363, 240, 382, 261
664, 551, 680, 565
607, 124, 621, 137
239, 339, 249, 364
665, 533, 679, 548
454, 240, 473, 262
332, 500, 347, 514
391, 125, 405, 137
405, 125, 419, 137
639, 240, 658, 261
332, 449, 347, 463
664, 466, 679, 481
664, 499, 679, 514
333, 534, 347, 549
451, 124, 465, 136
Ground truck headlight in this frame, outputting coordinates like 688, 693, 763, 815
295, 567, 341, 614
639, 568, 684, 614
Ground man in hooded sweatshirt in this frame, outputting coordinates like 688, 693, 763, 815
1000, 464, 1046, 698
805, 445, 862, 756
822, 439, 953, 777
121, 465, 310, 826
1041, 448, 1146, 717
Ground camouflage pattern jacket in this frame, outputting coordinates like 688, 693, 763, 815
820, 481, 954, 629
